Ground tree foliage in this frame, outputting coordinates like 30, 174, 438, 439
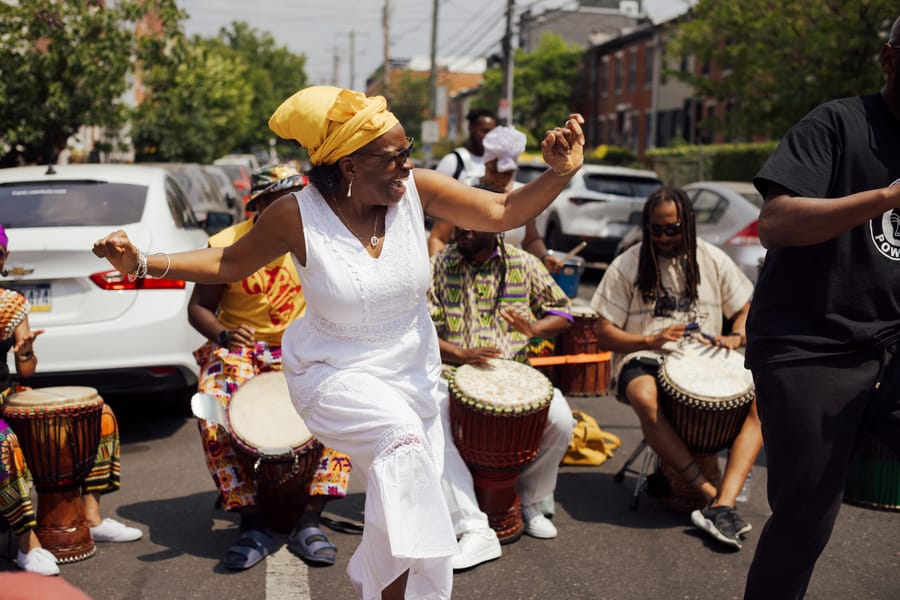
0, 0, 135, 164
203, 22, 308, 155
667, 0, 896, 139
129, 2, 254, 163
475, 33, 582, 147
385, 71, 431, 143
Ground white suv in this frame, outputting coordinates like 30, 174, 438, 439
0, 164, 220, 399
516, 161, 662, 266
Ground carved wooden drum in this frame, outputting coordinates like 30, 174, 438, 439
4, 386, 103, 562
448, 359, 553, 542
227, 372, 324, 533
557, 305, 611, 396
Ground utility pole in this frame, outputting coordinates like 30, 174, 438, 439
331, 47, 340, 87
500, 0, 515, 125
428, 0, 438, 118
383, 1, 391, 100
349, 30, 356, 90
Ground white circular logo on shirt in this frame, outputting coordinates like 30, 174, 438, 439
869, 178, 900, 260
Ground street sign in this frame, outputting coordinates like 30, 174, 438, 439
421, 120, 440, 144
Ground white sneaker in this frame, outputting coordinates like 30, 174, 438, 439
451, 528, 501, 571
17, 548, 60, 576
522, 503, 558, 539
90, 518, 143, 542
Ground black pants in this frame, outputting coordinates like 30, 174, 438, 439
744, 347, 900, 600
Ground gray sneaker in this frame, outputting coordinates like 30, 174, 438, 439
731, 509, 752, 537
690, 505, 742, 550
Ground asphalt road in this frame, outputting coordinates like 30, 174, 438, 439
1, 272, 898, 599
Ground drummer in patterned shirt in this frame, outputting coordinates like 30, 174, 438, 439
427, 207, 575, 571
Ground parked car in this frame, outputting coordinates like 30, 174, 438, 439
145, 163, 239, 233
615, 181, 765, 283
202, 164, 244, 223
515, 160, 663, 265
215, 162, 252, 210
0, 164, 219, 398
214, 153, 260, 173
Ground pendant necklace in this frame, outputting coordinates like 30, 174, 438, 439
330, 195, 379, 248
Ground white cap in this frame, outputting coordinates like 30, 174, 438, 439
482, 126, 527, 172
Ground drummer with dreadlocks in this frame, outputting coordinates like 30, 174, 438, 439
590, 185, 762, 550
426, 156, 575, 570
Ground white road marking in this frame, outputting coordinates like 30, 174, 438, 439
266, 546, 311, 599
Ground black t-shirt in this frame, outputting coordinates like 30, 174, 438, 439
747, 93, 900, 368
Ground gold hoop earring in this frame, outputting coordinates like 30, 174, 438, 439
346, 179, 353, 198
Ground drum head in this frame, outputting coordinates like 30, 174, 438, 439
5, 386, 102, 410
227, 372, 312, 455
660, 342, 754, 403
569, 305, 598, 319
452, 358, 553, 413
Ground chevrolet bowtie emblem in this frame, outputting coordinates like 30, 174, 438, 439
6, 266, 35, 276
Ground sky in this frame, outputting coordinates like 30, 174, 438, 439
179, 0, 693, 90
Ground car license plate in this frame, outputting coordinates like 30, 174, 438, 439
12, 284, 51, 312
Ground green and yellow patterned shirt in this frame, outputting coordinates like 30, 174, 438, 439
428, 243, 572, 363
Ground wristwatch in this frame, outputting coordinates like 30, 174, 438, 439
216, 330, 232, 346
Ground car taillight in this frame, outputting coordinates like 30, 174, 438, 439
725, 220, 760, 246
90, 270, 186, 290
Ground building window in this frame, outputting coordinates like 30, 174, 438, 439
629, 50, 637, 92
631, 114, 639, 152
645, 111, 652, 151
600, 59, 608, 98
645, 44, 654, 88
615, 55, 622, 93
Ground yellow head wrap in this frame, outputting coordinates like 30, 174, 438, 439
268, 86, 399, 166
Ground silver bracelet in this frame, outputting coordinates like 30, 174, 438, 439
127, 250, 148, 282
149, 252, 171, 279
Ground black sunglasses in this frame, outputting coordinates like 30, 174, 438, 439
354, 137, 414, 167
649, 222, 683, 237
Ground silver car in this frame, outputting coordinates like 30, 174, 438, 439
683, 181, 765, 284
0, 164, 218, 398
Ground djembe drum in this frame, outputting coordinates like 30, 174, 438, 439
656, 342, 755, 512
448, 359, 553, 542
3, 386, 103, 562
557, 306, 611, 396
844, 432, 899, 512
227, 372, 324, 533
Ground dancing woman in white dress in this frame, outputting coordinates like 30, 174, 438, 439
93, 86, 583, 600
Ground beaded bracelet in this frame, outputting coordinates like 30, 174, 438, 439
127, 250, 148, 282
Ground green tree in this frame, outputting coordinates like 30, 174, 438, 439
667, 1, 896, 139
476, 34, 582, 147
204, 21, 308, 157
130, 4, 253, 163
386, 71, 431, 143
0, 0, 135, 165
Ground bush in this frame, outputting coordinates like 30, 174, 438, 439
645, 141, 778, 186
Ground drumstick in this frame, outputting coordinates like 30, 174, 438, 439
559, 241, 588, 263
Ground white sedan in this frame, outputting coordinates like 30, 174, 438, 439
0, 164, 229, 399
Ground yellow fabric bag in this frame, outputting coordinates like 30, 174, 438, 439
563, 409, 621, 466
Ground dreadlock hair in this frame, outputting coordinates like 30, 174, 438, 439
636, 186, 700, 304
307, 162, 342, 199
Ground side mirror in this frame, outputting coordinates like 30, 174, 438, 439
204, 210, 234, 235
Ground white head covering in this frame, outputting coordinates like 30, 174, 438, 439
482, 126, 527, 172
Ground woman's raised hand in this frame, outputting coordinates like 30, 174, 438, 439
92, 230, 140, 275
541, 113, 585, 177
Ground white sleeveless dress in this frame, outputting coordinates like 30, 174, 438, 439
281, 174, 456, 599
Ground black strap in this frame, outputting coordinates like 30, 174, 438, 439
451, 150, 464, 180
